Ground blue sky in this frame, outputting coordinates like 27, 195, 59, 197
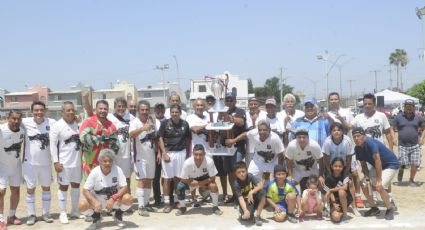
1, 1, 425, 99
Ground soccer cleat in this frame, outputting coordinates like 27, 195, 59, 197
70, 212, 85, 219
145, 205, 157, 212
26, 215, 37, 226
114, 209, 125, 228
385, 208, 394, 220
409, 179, 418, 187
7, 215, 22, 225
254, 216, 263, 226
41, 213, 53, 223
59, 212, 69, 224
138, 207, 149, 217
390, 200, 398, 211
364, 207, 380, 217
163, 205, 172, 213
287, 213, 298, 223
212, 206, 223, 215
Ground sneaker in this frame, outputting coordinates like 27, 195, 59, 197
138, 207, 149, 217
153, 200, 162, 207
84, 215, 93, 222
87, 216, 101, 230
212, 206, 223, 215
193, 201, 201, 208
352, 207, 361, 217
175, 207, 186, 216
355, 197, 365, 208
385, 208, 394, 220
409, 179, 418, 187
124, 208, 134, 216
224, 195, 235, 204
316, 212, 323, 220
7, 215, 22, 225
41, 213, 54, 223
287, 213, 298, 223
26, 215, 37, 226
145, 205, 157, 212
364, 207, 380, 217
397, 167, 404, 183
114, 210, 125, 228
163, 205, 172, 213
254, 216, 263, 226
390, 200, 398, 211
70, 212, 85, 219
59, 212, 69, 224
0, 221, 7, 230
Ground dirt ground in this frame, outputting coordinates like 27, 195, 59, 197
4, 147, 425, 230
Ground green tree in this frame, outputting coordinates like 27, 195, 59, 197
253, 76, 298, 106
247, 78, 254, 94
389, 49, 408, 91
407, 80, 425, 111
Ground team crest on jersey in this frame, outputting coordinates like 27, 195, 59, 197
267, 144, 271, 149
112, 177, 118, 183
46, 126, 50, 131
307, 151, 312, 156
374, 119, 379, 123
20, 134, 24, 139
203, 168, 207, 172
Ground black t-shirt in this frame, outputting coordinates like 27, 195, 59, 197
392, 113, 424, 147
158, 118, 191, 151
227, 106, 246, 151
324, 173, 352, 205
234, 173, 260, 198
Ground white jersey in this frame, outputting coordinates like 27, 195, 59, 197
266, 115, 285, 136
0, 123, 25, 168
285, 139, 323, 182
277, 109, 305, 130
129, 117, 156, 161
49, 118, 82, 168
246, 110, 267, 130
165, 108, 187, 120
247, 129, 285, 164
180, 156, 218, 181
22, 117, 56, 166
107, 113, 135, 159
322, 135, 354, 163
351, 111, 390, 143
329, 107, 354, 137
155, 116, 166, 132
84, 165, 127, 197
186, 113, 209, 151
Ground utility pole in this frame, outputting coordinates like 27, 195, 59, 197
173, 55, 181, 96
347, 79, 355, 98
156, 64, 170, 103
279, 67, 284, 104
371, 70, 380, 93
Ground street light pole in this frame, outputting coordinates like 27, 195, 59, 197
173, 55, 181, 96
371, 70, 380, 92
156, 64, 169, 103
416, 7, 425, 59
317, 51, 345, 107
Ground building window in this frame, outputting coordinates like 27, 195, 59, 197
102, 93, 106, 99
56, 95, 62, 101
143, 92, 152, 98
11, 96, 18, 102
198, 85, 207, 92
127, 93, 132, 101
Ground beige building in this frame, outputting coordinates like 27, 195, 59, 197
91, 81, 137, 112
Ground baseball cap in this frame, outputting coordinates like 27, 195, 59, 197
294, 127, 309, 137
265, 98, 277, 106
404, 99, 415, 106
154, 103, 165, 109
206, 95, 215, 100
225, 92, 235, 100
352, 127, 366, 136
248, 97, 259, 103
274, 164, 287, 175
304, 98, 317, 106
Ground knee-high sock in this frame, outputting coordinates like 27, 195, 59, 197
58, 190, 67, 212
26, 193, 36, 216
137, 188, 145, 208
211, 193, 219, 207
42, 191, 51, 215
71, 188, 80, 214
143, 188, 151, 206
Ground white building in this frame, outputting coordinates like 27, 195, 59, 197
138, 81, 186, 108
189, 72, 248, 110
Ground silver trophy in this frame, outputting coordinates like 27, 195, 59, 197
209, 79, 227, 112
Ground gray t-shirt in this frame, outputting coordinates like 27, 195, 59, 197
392, 113, 424, 147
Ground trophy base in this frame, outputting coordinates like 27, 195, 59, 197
205, 122, 234, 130
208, 145, 236, 156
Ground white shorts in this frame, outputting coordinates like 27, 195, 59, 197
162, 150, 186, 179
57, 167, 82, 185
94, 194, 121, 209
369, 168, 398, 190
0, 164, 21, 189
134, 155, 156, 180
248, 159, 276, 179
116, 158, 132, 178
351, 155, 358, 173
22, 163, 52, 188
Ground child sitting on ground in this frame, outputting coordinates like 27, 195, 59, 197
299, 175, 324, 220
266, 165, 301, 223
324, 157, 352, 223
233, 161, 266, 226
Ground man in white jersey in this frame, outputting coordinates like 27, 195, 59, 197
106, 97, 134, 194
277, 93, 305, 147
245, 98, 267, 167
226, 120, 285, 182
50, 101, 83, 224
0, 111, 25, 229
164, 93, 187, 120
129, 100, 158, 217
175, 144, 222, 216
286, 127, 324, 193
186, 99, 210, 153
78, 149, 133, 230
264, 98, 284, 136
22, 101, 56, 225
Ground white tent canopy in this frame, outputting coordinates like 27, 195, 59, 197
374, 89, 419, 105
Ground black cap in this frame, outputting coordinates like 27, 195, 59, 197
154, 103, 165, 109
404, 99, 415, 106
206, 95, 215, 100
352, 127, 365, 136
225, 92, 235, 100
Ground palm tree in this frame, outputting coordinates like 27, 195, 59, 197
389, 49, 408, 91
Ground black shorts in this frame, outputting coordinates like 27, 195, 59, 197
237, 190, 265, 218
